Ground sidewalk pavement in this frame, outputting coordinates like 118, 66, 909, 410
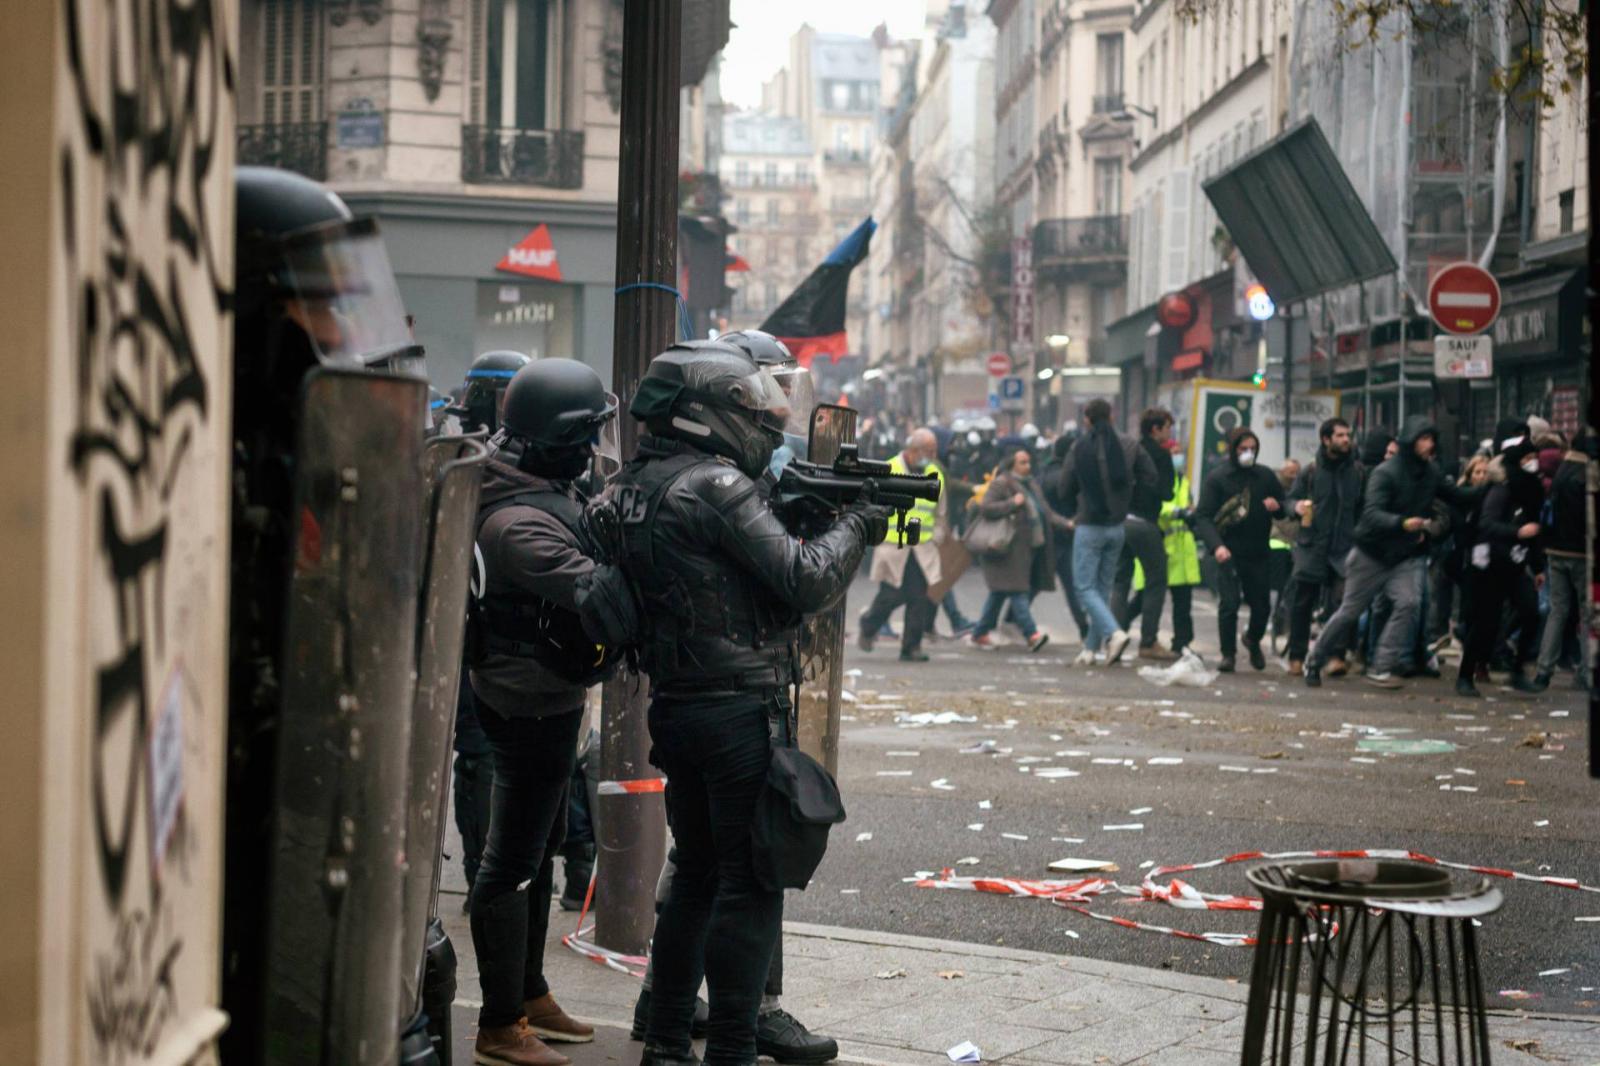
441, 890, 1599, 1066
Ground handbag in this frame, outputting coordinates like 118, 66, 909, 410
751, 747, 846, 891
961, 511, 1017, 559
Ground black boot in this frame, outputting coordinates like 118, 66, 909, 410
1217, 655, 1236, 673
1511, 671, 1541, 694
1455, 673, 1481, 699
640, 1049, 702, 1066
631, 988, 709, 1041
559, 845, 594, 912
470, 888, 531, 1029
1303, 664, 1321, 688
757, 1008, 839, 1065
1244, 640, 1265, 671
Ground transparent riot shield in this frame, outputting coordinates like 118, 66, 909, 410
261, 368, 428, 1066
796, 405, 860, 774
398, 432, 487, 1024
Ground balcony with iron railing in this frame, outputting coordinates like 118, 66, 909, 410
1033, 216, 1129, 270
724, 172, 817, 190
1091, 93, 1125, 115
462, 127, 585, 188
823, 147, 869, 166
237, 122, 327, 180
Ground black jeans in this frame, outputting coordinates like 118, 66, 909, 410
1460, 564, 1539, 677
646, 689, 786, 1064
1168, 585, 1194, 652
1286, 575, 1345, 663
1113, 518, 1167, 647
469, 702, 583, 1028
1217, 556, 1272, 658
453, 673, 494, 891
1052, 537, 1090, 641
860, 554, 936, 654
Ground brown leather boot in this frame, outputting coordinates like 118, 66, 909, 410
1288, 659, 1304, 676
475, 1019, 571, 1066
1325, 657, 1348, 677
524, 992, 595, 1044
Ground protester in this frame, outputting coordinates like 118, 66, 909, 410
1427, 452, 1490, 654
1532, 427, 1594, 691
1456, 423, 1546, 697
1284, 418, 1361, 675
859, 427, 946, 662
1126, 439, 1201, 656
1193, 426, 1285, 672
1114, 408, 1177, 661
1041, 431, 1091, 643
969, 449, 1064, 652
1304, 417, 1480, 689
1055, 399, 1156, 665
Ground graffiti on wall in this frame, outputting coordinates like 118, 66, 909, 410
56, 0, 234, 1059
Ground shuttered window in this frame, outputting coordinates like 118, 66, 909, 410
259, 0, 324, 126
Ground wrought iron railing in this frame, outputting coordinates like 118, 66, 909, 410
1092, 92, 1125, 114
824, 147, 869, 165
461, 126, 585, 188
237, 122, 328, 180
1033, 216, 1129, 260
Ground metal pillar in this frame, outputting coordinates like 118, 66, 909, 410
596, 0, 678, 955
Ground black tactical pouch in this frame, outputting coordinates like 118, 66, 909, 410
751, 747, 846, 891
575, 563, 643, 655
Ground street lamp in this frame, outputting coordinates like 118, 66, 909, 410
1045, 334, 1071, 348
1116, 102, 1158, 124
1037, 367, 1055, 381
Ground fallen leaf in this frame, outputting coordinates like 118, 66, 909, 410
1506, 779, 1526, 786
1517, 731, 1547, 748
937, 969, 965, 980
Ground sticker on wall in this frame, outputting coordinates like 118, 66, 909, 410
497, 224, 564, 281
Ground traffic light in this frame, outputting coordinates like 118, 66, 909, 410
1250, 371, 1267, 389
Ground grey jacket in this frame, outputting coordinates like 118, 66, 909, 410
1053, 430, 1156, 527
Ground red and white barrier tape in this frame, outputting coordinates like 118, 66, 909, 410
560, 869, 650, 976
598, 777, 667, 796
914, 847, 1600, 948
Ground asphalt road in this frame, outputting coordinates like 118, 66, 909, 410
784, 571, 1600, 1016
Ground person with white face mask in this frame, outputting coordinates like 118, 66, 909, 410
1193, 426, 1286, 671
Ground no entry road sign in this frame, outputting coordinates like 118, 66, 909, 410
987, 352, 1012, 377
1427, 262, 1501, 336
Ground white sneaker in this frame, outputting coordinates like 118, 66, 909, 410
1104, 629, 1131, 665
1072, 648, 1096, 666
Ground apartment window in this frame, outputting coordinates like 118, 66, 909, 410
471, 0, 562, 128
764, 161, 778, 185
734, 198, 750, 225
1559, 189, 1575, 233
829, 81, 851, 110
835, 125, 852, 151
795, 163, 811, 185
767, 199, 781, 224
735, 160, 749, 184
255, 0, 325, 125
1095, 34, 1124, 110
1094, 158, 1123, 216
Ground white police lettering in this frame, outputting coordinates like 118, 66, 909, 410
617, 485, 650, 524
714, 472, 741, 489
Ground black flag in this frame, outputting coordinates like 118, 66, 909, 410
759, 217, 875, 368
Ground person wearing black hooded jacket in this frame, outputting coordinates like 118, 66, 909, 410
1283, 418, 1362, 673
1304, 416, 1480, 689
1456, 424, 1546, 697
1194, 426, 1285, 671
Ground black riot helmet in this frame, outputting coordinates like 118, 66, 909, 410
496, 358, 620, 480
629, 341, 792, 477
234, 166, 418, 378
459, 350, 531, 433
717, 329, 813, 438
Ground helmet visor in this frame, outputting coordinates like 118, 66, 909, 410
769, 364, 815, 438
591, 409, 622, 479
279, 217, 413, 368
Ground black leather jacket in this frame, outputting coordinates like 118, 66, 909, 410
613, 436, 870, 693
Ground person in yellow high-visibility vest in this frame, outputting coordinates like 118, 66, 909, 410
1128, 455, 1201, 655
860, 428, 945, 661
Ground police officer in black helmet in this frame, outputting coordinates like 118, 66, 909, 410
613, 341, 890, 1066
466, 357, 621, 1066
459, 350, 532, 433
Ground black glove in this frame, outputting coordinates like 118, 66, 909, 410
843, 500, 895, 547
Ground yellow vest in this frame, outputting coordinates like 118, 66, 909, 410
888, 454, 943, 547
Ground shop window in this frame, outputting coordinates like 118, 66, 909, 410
474, 279, 577, 361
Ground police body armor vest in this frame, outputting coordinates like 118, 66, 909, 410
615, 448, 800, 692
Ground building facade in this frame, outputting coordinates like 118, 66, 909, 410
236, 0, 729, 389
719, 112, 819, 323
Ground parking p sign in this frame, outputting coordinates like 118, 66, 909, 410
999, 375, 1026, 412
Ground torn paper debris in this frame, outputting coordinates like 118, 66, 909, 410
1137, 648, 1218, 687
946, 1041, 981, 1063
1048, 858, 1119, 873
897, 711, 979, 727
931, 778, 956, 791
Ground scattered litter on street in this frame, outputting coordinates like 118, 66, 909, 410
1048, 858, 1119, 873
1102, 823, 1144, 831
1032, 768, 1081, 778
1129, 807, 1153, 815
1538, 968, 1571, 976
937, 969, 965, 980
886, 750, 921, 757
856, 832, 873, 842
931, 778, 956, 790
876, 770, 913, 776
956, 856, 980, 865
897, 711, 978, 727
960, 739, 1001, 754
1356, 738, 1457, 754
874, 968, 907, 980
946, 1040, 981, 1063
1148, 756, 1184, 765
1137, 649, 1218, 687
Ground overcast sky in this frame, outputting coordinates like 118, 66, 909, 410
719, 0, 928, 109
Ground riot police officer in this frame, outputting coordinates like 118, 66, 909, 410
612, 342, 890, 1066
449, 349, 530, 905
626, 330, 839, 1065
467, 357, 619, 1066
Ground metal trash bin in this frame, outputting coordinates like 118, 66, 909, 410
1240, 858, 1503, 1065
